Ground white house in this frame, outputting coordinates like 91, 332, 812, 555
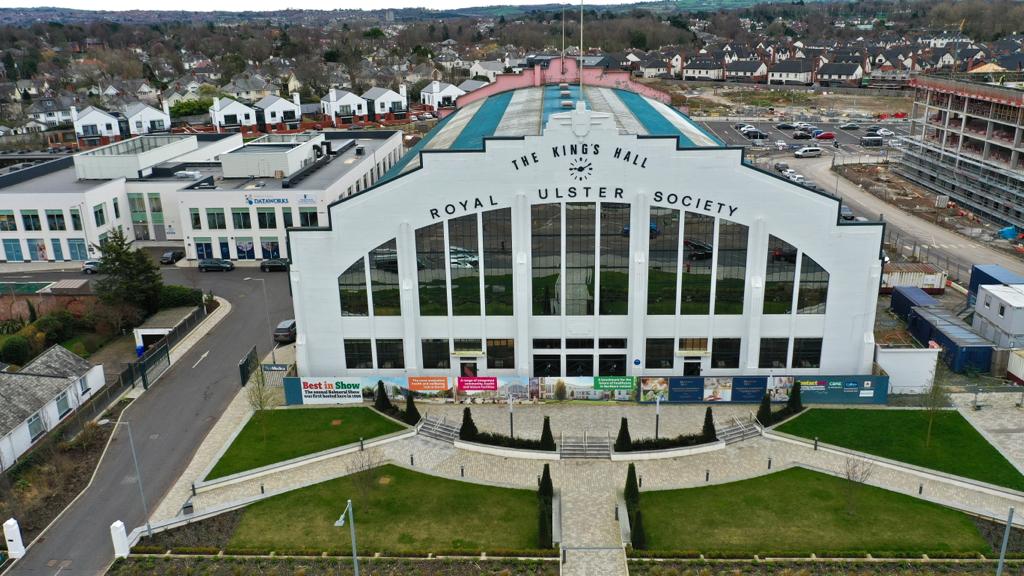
361, 86, 407, 120
209, 97, 257, 130
683, 59, 724, 80
816, 63, 864, 87
321, 88, 367, 123
0, 346, 104, 471
72, 106, 120, 142
726, 60, 768, 82
419, 81, 465, 111
768, 59, 815, 85
469, 60, 506, 82
124, 101, 171, 136
255, 93, 302, 127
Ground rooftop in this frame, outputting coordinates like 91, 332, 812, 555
79, 134, 192, 157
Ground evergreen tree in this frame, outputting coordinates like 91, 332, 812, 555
459, 406, 478, 441
624, 462, 640, 512
540, 416, 555, 451
94, 228, 163, 321
403, 391, 420, 425
539, 463, 553, 501
787, 381, 803, 412
756, 393, 772, 427
614, 416, 632, 452
537, 463, 554, 548
631, 509, 647, 550
702, 406, 717, 442
374, 380, 393, 412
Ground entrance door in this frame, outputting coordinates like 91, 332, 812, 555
196, 242, 213, 259
682, 357, 702, 376
460, 360, 478, 378
219, 238, 231, 259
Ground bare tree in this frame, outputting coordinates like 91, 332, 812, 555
346, 447, 384, 503
923, 378, 948, 448
843, 458, 875, 516
246, 369, 277, 444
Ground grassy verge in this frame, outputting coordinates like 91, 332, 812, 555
640, 467, 991, 556
205, 407, 405, 480
775, 409, 1024, 491
109, 556, 558, 575
227, 465, 539, 553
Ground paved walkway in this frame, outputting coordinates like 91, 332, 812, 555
558, 460, 627, 576
951, 392, 1024, 475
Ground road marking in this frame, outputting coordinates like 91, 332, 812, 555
191, 350, 210, 369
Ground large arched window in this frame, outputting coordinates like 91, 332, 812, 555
448, 214, 480, 315
714, 219, 748, 314
681, 212, 714, 314
532, 204, 561, 315
599, 203, 630, 315
482, 208, 513, 315
797, 254, 829, 314
416, 222, 448, 315
763, 235, 797, 314
337, 257, 368, 316
565, 203, 596, 315
647, 207, 680, 315
369, 239, 401, 316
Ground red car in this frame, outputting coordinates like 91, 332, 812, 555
814, 131, 836, 140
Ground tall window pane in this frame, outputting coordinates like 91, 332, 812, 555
448, 214, 480, 316
416, 223, 448, 315
422, 339, 450, 369
758, 338, 789, 369
645, 338, 674, 369
764, 235, 797, 314
565, 202, 595, 316
792, 338, 822, 368
338, 258, 368, 316
599, 203, 630, 315
647, 207, 679, 315
711, 338, 741, 369
369, 239, 401, 316
482, 208, 513, 315
344, 339, 373, 368
680, 212, 714, 314
532, 204, 561, 315
376, 339, 405, 369
487, 339, 515, 369
797, 254, 829, 314
715, 220, 747, 314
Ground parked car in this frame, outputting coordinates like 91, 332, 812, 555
160, 250, 185, 264
81, 260, 101, 274
773, 162, 790, 173
745, 130, 768, 139
787, 173, 805, 183
860, 135, 884, 147
738, 125, 758, 133
259, 258, 290, 272
622, 222, 660, 238
814, 131, 836, 140
793, 131, 813, 140
794, 146, 823, 158
273, 319, 297, 343
733, 123, 749, 129
776, 122, 796, 130
684, 239, 714, 260
811, 129, 825, 137
839, 122, 860, 130
802, 180, 821, 191
877, 128, 895, 137
840, 205, 855, 221
198, 258, 234, 272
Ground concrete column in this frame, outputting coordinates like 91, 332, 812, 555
4, 518, 25, 559
743, 217, 767, 370
110, 520, 129, 559
513, 193, 531, 376
628, 192, 650, 376
397, 221, 420, 371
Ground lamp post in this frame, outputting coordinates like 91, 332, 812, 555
119, 421, 152, 538
243, 277, 276, 364
508, 393, 514, 438
334, 499, 359, 576
655, 395, 661, 440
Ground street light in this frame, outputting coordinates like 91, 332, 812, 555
508, 393, 514, 438
334, 499, 359, 576
117, 421, 152, 538
243, 277, 276, 364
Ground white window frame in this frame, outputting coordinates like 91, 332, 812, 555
56, 390, 72, 418
27, 412, 46, 442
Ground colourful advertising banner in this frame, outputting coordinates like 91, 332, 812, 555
458, 376, 498, 391
408, 376, 450, 391
295, 377, 363, 405
594, 376, 635, 391
731, 377, 768, 402
639, 377, 669, 402
667, 377, 702, 402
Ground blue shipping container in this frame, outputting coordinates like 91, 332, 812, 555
907, 306, 993, 373
968, 264, 1024, 305
890, 286, 938, 321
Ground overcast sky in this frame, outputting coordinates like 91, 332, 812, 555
2, 0, 636, 11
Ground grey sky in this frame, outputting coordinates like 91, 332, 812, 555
1, 0, 637, 11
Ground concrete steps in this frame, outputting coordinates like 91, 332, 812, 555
418, 416, 459, 443
560, 436, 611, 459
716, 418, 761, 445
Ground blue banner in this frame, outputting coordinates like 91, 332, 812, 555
668, 377, 703, 402
731, 377, 768, 402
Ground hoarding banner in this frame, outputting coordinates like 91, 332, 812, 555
668, 377, 703, 402
297, 377, 363, 404
408, 376, 450, 391
639, 374, 888, 404
458, 376, 498, 391
594, 376, 635, 391
731, 377, 768, 402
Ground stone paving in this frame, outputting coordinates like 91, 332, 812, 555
951, 392, 1024, 475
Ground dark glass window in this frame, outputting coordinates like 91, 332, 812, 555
598, 354, 627, 376
282, 209, 293, 228
599, 338, 627, 349
645, 338, 674, 369
299, 208, 318, 227
345, 339, 373, 369
797, 255, 829, 314
369, 239, 401, 316
533, 339, 561, 349
599, 203, 630, 315
21, 211, 41, 231
487, 339, 515, 369
565, 203, 595, 315
565, 339, 594, 349
232, 209, 252, 229
448, 214, 480, 315
421, 339, 450, 369
711, 338, 741, 369
792, 338, 822, 368
257, 208, 277, 229
681, 212, 714, 314
566, 354, 594, 376
534, 354, 560, 377
46, 211, 66, 231
206, 209, 226, 229
376, 339, 405, 369
532, 203, 561, 315
483, 208, 513, 315
679, 338, 709, 354
647, 207, 679, 315
338, 258, 368, 316
416, 222, 448, 315
190, 209, 201, 229
453, 339, 483, 353
758, 338, 789, 369
764, 236, 797, 314
715, 220, 748, 314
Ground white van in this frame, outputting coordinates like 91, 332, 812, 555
794, 146, 823, 158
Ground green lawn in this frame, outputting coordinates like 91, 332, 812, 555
640, 467, 990, 555
229, 464, 539, 553
206, 407, 405, 480
776, 409, 1024, 491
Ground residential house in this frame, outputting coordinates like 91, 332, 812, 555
420, 80, 465, 111
0, 346, 105, 472
102, 79, 158, 104
255, 93, 302, 129
683, 59, 724, 81
768, 59, 815, 85
407, 63, 443, 83
725, 60, 768, 83
220, 74, 278, 103
26, 93, 78, 127
72, 105, 120, 147
636, 58, 669, 78
456, 79, 489, 93
321, 88, 368, 125
209, 97, 257, 130
469, 60, 506, 82
816, 62, 863, 87
361, 86, 407, 121
123, 101, 171, 136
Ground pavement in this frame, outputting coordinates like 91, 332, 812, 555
0, 266, 293, 576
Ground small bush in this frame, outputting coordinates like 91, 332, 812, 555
702, 406, 716, 442
81, 333, 106, 354
1, 335, 30, 365
539, 416, 555, 451
129, 545, 167, 554
403, 392, 421, 425
67, 341, 88, 357
34, 311, 76, 345
221, 548, 271, 556
374, 380, 394, 413
624, 463, 640, 514
159, 284, 203, 309
169, 546, 220, 555
630, 509, 647, 550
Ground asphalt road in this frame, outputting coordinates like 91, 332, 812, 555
701, 120, 911, 152
1, 265, 293, 575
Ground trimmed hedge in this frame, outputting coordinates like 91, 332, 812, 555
623, 433, 711, 452
159, 284, 203, 309
0, 335, 30, 365
471, 432, 556, 451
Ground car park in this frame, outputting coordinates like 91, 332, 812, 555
81, 260, 101, 274
794, 146, 823, 158
814, 132, 836, 140
273, 319, 297, 343
260, 258, 290, 272
198, 258, 235, 272
160, 250, 185, 264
